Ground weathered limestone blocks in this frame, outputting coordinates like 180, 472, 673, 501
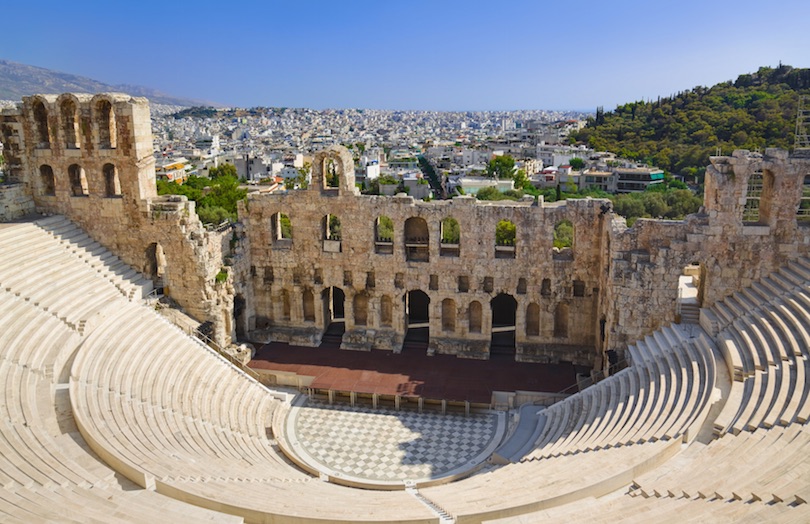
0, 184, 35, 220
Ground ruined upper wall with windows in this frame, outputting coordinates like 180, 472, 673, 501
0, 94, 233, 347
3, 94, 810, 370
238, 145, 810, 368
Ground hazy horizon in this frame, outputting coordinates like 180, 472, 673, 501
4, 0, 809, 111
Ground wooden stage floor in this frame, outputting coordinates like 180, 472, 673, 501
249, 342, 579, 404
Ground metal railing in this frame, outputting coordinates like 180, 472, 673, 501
191, 328, 267, 385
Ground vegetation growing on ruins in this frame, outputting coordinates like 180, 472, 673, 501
156, 163, 247, 224
495, 219, 516, 246
553, 220, 573, 249
571, 64, 810, 181
475, 178, 702, 226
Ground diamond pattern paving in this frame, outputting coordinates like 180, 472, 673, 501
294, 400, 498, 481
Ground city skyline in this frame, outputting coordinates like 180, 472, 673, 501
4, 0, 810, 111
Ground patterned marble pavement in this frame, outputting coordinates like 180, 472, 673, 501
287, 399, 504, 484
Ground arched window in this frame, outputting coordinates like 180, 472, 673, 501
526, 303, 540, 337
404, 217, 429, 262
61, 99, 79, 149
468, 300, 482, 333
97, 100, 116, 149
32, 100, 50, 149
380, 295, 393, 327
353, 293, 368, 326
324, 158, 340, 188
375, 215, 394, 254
442, 298, 456, 332
103, 163, 121, 197
40, 165, 55, 196
554, 303, 569, 338
303, 289, 315, 322
68, 164, 89, 196
495, 219, 516, 259
440, 217, 460, 257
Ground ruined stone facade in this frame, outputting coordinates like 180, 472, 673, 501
0, 94, 234, 346
3, 94, 810, 370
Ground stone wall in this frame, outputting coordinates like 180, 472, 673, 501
0, 184, 35, 221
239, 147, 608, 365
239, 146, 810, 370
5, 94, 810, 371
0, 93, 232, 347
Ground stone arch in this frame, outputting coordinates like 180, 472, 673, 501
353, 293, 368, 326
441, 298, 456, 332
32, 99, 50, 149
404, 217, 429, 262
322, 286, 345, 324
103, 163, 121, 197
39, 164, 55, 196
68, 164, 89, 196
468, 300, 482, 333
302, 289, 315, 322
495, 219, 516, 259
526, 302, 540, 337
311, 145, 357, 194
406, 289, 430, 325
60, 97, 79, 149
380, 295, 393, 327
554, 303, 569, 338
95, 98, 116, 149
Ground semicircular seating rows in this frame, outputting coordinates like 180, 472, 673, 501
3, 215, 810, 523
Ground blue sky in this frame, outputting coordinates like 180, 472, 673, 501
4, 0, 809, 110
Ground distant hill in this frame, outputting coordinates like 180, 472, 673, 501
0, 59, 218, 107
572, 64, 810, 178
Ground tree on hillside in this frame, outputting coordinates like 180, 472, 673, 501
571, 65, 810, 177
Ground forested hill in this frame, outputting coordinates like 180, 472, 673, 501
572, 64, 810, 179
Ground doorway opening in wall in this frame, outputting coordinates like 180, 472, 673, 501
490, 293, 517, 357
677, 263, 704, 325
403, 290, 430, 354
145, 242, 165, 293
234, 294, 246, 341
321, 287, 345, 347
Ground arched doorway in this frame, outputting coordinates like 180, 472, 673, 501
490, 293, 517, 357
321, 287, 345, 347
403, 290, 430, 353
